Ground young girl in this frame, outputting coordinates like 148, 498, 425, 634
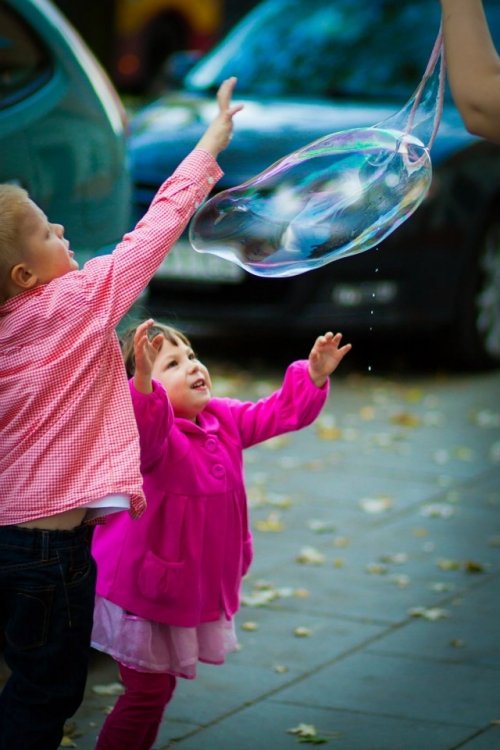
91, 319, 351, 750
0, 78, 241, 750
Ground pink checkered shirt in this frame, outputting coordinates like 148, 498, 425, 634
0, 149, 222, 525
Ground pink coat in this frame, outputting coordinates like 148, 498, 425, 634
92, 360, 329, 628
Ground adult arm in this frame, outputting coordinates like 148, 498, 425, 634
440, 0, 500, 142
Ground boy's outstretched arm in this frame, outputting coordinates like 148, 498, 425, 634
308, 331, 352, 387
196, 76, 244, 157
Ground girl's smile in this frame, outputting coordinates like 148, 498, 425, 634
151, 337, 212, 421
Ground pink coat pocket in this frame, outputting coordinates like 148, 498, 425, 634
140, 550, 185, 601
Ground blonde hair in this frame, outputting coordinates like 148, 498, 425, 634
121, 321, 192, 378
0, 184, 32, 301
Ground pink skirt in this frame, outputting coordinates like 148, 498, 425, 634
91, 595, 239, 679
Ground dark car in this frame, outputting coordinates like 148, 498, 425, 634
128, 0, 500, 367
0, 0, 130, 263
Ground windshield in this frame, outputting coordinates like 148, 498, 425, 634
185, 0, 500, 100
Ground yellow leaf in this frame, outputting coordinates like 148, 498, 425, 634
359, 495, 393, 513
255, 512, 284, 532
241, 621, 259, 631
273, 664, 289, 673
409, 606, 449, 620
390, 411, 421, 427
92, 682, 124, 696
437, 558, 461, 571
59, 739, 76, 748
294, 626, 312, 637
296, 546, 326, 565
294, 588, 310, 598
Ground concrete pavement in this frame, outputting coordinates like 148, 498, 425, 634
55, 363, 500, 748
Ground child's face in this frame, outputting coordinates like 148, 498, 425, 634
18, 200, 78, 285
152, 337, 212, 420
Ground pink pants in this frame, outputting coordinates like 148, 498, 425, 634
95, 663, 177, 750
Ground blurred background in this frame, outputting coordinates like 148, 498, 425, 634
2, 0, 500, 371
52, 0, 259, 95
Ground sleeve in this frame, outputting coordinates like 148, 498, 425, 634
129, 379, 174, 471
74, 149, 222, 329
225, 360, 329, 449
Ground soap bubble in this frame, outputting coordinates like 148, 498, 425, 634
189, 23, 445, 278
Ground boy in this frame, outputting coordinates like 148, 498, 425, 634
0, 77, 241, 749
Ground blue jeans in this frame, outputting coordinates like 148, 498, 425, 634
0, 523, 96, 749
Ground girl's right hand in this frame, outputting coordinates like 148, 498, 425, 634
196, 76, 244, 157
133, 319, 163, 394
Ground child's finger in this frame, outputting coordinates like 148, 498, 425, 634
217, 76, 237, 111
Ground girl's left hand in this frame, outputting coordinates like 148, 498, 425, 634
308, 331, 352, 387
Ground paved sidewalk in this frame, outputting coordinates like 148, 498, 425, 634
20, 363, 500, 749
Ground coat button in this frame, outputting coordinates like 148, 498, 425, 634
205, 438, 217, 452
212, 464, 225, 479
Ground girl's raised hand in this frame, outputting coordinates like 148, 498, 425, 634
133, 319, 164, 394
308, 331, 352, 387
196, 76, 244, 156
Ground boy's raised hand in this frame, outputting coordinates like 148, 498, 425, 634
308, 331, 352, 387
196, 76, 244, 157
133, 319, 163, 394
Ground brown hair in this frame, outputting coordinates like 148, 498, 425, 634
121, 321, 192, 378
0, 184, 33, 302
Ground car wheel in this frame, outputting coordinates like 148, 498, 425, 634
454, 208, 500, 369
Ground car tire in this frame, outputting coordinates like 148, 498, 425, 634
453, 205, 500, 369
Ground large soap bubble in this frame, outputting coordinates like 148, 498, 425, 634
189, 23, 445, 278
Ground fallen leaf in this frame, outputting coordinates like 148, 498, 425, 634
287, 723, 339, 744
366, 562, 388, 575
92, 682, 124, 696
390, 574, 411, 588
449, 639, 466, 648
294, 626, 312, 637
307, 519, 336, 534
433, 449, 450, 465
296, 546, 326, 565
412, 527, 429, 538
333, 536, 350, 547
359, 405, 376, 420
273, 664, 289, 673
59, 738, 76, 748
408, 607, 450, 621
359, 495, 393, 514
263, 435, 291, 450
294, 588, 310, 599
379, 552, 409, 565
428, 581, 455, 592
254, 512, 285, 532
241, 621, 259, 631
390, 411, 421, 427
453, 446, 474, 461
421, 503, 455, 518
437, 558, 461, 571
463, 559, 486, 574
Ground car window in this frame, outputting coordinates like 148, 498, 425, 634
186, 0, 500, 100
0, 4, 52, 109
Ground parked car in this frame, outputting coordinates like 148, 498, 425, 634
0, 0, 130, 264
128, 0, 500, 367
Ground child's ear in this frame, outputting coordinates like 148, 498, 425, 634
10, 263, 37, 290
